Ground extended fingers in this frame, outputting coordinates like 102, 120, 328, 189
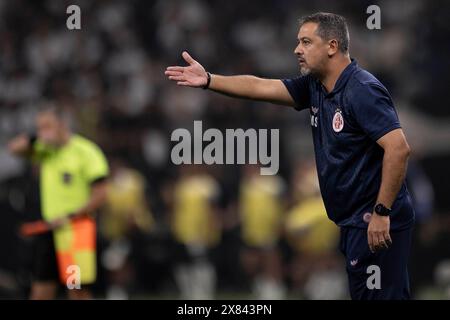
182, 51, 196, 64
168, 75, 186, 81
166, 66, 185, 72
165, 70, 183, 76
165, 69, 186, 81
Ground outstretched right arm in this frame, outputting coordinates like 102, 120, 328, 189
165, 51, 295, 107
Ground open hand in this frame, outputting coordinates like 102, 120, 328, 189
165, 51, 208, 87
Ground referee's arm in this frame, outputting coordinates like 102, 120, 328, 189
7, 134, 34, 157
165, 51, 295, 107
71, 179, 108, 219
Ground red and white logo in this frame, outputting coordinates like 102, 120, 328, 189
332, 108, 344, 132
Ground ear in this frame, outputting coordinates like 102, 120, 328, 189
327, 39, 339, 57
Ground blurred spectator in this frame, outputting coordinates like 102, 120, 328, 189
284, 161, 345, 299
99, 157, 154, 299
170, 165, 221, 299
238, 164, 286, 299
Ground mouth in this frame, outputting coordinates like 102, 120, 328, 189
298, 58, 306, 65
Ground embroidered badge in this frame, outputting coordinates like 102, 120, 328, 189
332, 107, 344, 132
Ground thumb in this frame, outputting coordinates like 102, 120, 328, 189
182, 51, 196, 65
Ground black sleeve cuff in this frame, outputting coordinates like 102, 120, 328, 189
29, 134, 37, 146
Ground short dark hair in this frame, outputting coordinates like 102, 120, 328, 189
38, 103, 67, 120
38, 102, 74, 129
299, 12, 350, 53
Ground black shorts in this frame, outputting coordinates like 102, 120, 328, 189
31, 232, 59, 283
339, 226, 412, 300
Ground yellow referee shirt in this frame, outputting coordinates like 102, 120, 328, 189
33, 134, 109, 221
32, 134, 109, 284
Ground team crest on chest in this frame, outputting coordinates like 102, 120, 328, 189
332, 107, 344, 133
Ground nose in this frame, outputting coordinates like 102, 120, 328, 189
294, 44, 303, 56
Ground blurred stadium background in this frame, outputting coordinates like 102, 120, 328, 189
1, 0, 450, 299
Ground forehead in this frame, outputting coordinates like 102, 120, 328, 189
298, 22, 319, 39
37, 111, 59, 124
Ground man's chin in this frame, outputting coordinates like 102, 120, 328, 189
300, 67, 311, 76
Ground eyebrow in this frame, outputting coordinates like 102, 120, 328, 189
298, 37, 311, 42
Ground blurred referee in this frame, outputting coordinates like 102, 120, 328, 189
8, 105, 109, 299
165, 12, 415, 299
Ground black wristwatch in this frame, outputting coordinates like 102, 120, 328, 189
374, 203, 392, 216
202, 72, 212, 90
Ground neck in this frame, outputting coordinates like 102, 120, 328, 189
319, 55, 351, 93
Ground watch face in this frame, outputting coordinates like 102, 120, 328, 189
375, 204, 389, 216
